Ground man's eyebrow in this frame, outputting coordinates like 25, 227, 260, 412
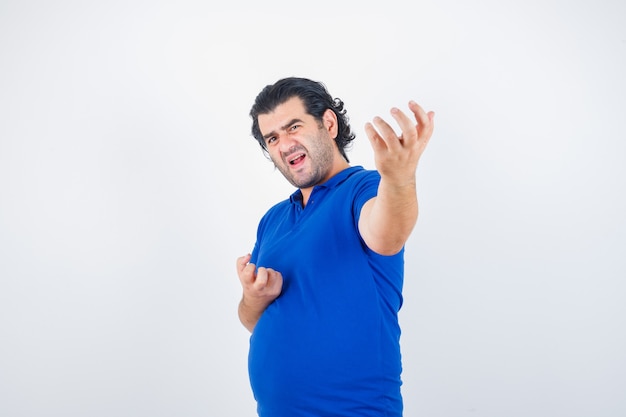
262, 118, 304, 140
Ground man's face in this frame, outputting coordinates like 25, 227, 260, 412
258, 96, 339, 190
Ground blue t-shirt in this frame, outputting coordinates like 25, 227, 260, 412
248, 166, 405, 417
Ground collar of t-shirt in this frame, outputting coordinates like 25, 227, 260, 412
288, 165, 365, 207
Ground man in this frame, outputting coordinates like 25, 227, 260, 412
236, 77, 434, 416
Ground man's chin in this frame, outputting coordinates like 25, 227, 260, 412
288, 174, 317, 190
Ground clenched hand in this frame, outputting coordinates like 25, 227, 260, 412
236, 253, 283, 332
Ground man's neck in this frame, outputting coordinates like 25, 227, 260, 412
300, 162, 350, 207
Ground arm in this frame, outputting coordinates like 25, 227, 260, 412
358, 101, 435, 255
236, 253, 283, 332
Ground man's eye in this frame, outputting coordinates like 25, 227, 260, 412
266, 137, 277, 144
290, 125, 300, 131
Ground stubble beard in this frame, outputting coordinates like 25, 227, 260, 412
273, 133, 336, 189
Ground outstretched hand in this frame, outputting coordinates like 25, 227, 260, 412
364, 100, 434, 186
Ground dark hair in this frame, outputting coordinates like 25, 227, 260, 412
249, 77, 356, 162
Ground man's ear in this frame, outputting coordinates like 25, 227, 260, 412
322, 109, 339, 139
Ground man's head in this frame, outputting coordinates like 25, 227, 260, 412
250, 77, 355, 162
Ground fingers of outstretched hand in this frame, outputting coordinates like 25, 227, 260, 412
368, 115, 403, 151
364, 121, 384, 151
365, 103, 431, 151
408, 101, 435, 142
390, 106, 418, 144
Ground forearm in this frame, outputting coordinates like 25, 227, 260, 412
238, 297, 266, 333
360, 177, 418, 255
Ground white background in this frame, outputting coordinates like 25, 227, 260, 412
1, 1, 625, 416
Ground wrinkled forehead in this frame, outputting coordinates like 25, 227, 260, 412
257, 96, 310, 135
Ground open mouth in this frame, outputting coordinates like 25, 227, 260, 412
289, 153, 306, 165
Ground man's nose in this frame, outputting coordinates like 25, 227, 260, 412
278, 134, 297, 152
